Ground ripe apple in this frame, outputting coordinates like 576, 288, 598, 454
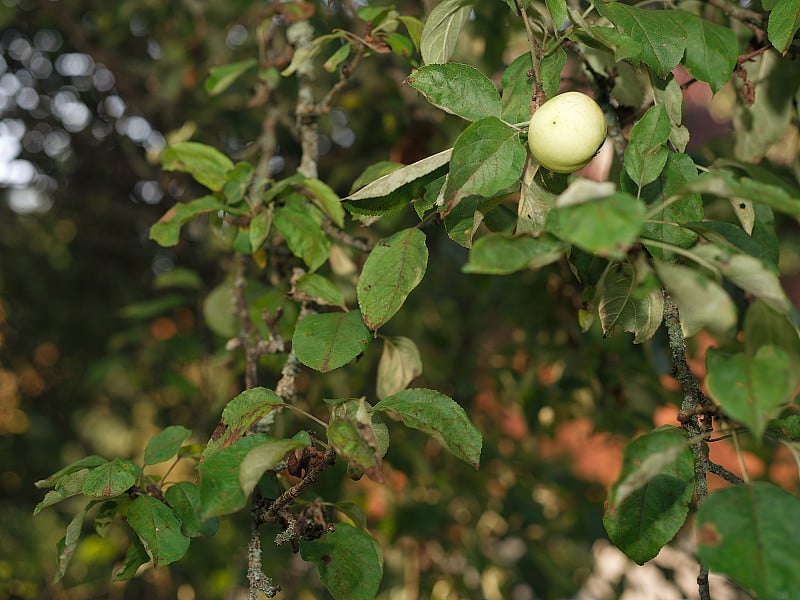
527, 91, 607, 173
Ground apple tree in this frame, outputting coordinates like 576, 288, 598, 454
30, 0, 800, 598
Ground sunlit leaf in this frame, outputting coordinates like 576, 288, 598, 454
406, 63, 501, 121
294, 273, 347, 310
420, 0, 472, 65
301, 523, 383, 600
161, 142, 234, 192
357, 228, 428, 331
293, 311, 371, 372
603, 426, 694, 564
373, 388, 482, 468
768, 0, 800, 54
150, 196, 226, 247
204, 387, 281, 457
127, 494, 190, 568
274, 195, 330, 272
81, 459, 141, 498
697, 482, 800, 598
239, 433, 311, 497
376, 336, 422, 400
144, 425, 192, 466
205, 59, 257, 95
462, 233, 566, 274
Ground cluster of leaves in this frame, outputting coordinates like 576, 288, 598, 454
33, 0, 800, 598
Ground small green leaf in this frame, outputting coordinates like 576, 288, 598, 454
222, 162, 255, 205
274, 195, 330, 272
161, 142, 234, 192
706, 345, 794, 440
323, 43, 350, 72
540, 48, 568, 101
373, 388, 482, 469
112, 533, 150, 581
444, 117, 526, 211
239, 434, 311, 497
249, 207, 273, 251
81, 459, 141, 498
462, 233, 566, 274
34, 469, 91, 515
603, 426, 694, 564
545, 0, 567, 28
164, 481, 219, 538
671, 11, 737, 93
624, 105, 671, 187
344, 150, 451, 216
204, 387, 281, 457
293, 311, 371, 373
406, 63, 501, 121
301, 523, 383, 600
299, 178, 345, 228
399, 16, 425, 51
597, 261, 664, 343
501, 53, 534, 124
654, 260, 737, 337
744, 300, 800, 375
697, 482, 800, 598
144, 425, 192, 466
684, 221, 776, 271
377, 336, 423, 400
205, 59, 257, 95
127, 494, 190, 568
55, 501, 95, 582
693, 244, 793, 316
95, 500, 120, 538
420, 0, 472, 65
150, 196, 226, 247
35, 455, 108, 489
294, 273, 347, 309
328, 399, 386, 483
595, 2, 687, 78
357, 228, 428, 331
553, 192, 646, 259
768, 0, 800, 54
197, 434, 272, 519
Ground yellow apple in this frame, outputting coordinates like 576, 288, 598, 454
527, 91, 607, 173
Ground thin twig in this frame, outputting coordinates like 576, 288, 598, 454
316, 43, 367, 113
321, 218, 373, 252
516, 0, 545, 110
707, 461, 744, 485
707, 0, 764, 25
233, 254, 259, 390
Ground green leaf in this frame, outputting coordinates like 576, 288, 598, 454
603, 426, 694, 564
274, 195, 330, 272
294, 273, 347, 310
344, 149, 451, 216
119, 294, 187, 319
161, 142, 234, 192
443, 194, 504, 248
350, 161, 404, 194
420, 0, 473, 65
597, 261, 664, 343
768, 0, 800, 54
34, 469, 91, 515
654, 260, 737, 337
706, 345, 794, 440
54, 501, 95, 582
744, 300, 800, 375
299, 178, 346, 228
144, 425, 192, 466
205, 59, 257, 95
293, 311, 371, 372
203, 387, 281, 457
150, 196, 226, 247
222, 161, 255, 205
373, 388, 482, 469
692, 244, 793, 316
239, 434, 311, 497
540, 48, 568, 101
399, 16, 425, 51
595, 2, 687, 78
301, 523, 383, 600
112, 533, 150, 581
406, 63, 501, 121
624, 105, 671, 188
81, 458, 141, 498
671, 11, 737, 93
696, 482, 800, 598
462, 232, 566, 274
249, 207, 273, 251
323, 42, 350, 72
501, 53, 533, 124
684, 221, 776, 272
638, 153, 703, 259
377, 336, 423, 400
685, 170, 800, 221
328, 398, 386, 483
553, 192, 646, 259
586, 25, 643, 63
164, 481, 219, 538
545, 0, 567, 28
357, 228, 428, 331
197, 434, 272, 519
153, 267, 203, 290
443, 117, 526, 210
35, 455, 108, 489
94, 500, 121, 538
127, 494, 190, 568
